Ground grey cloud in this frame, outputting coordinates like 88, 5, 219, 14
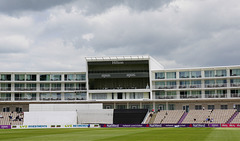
0, 0, 73, 15
70, 0, 175, 15
0, 0, 174, 15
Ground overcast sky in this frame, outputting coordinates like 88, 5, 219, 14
0, 0, 240, 71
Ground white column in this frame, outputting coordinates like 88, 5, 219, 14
153, 102, 156, 111
166, 101, 168, 111
140, 102, 142, 109
127, 102, 129, 109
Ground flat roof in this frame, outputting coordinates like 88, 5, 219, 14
85, 56, 150, 62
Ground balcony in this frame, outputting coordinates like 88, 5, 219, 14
15, 97, 36, 101
40, 98, 61, 101
205, 94, 227, 98
51, 87, 61, 91
154, 85, 177, 89
205, 84, 227, 88
0, 87, 11, 91
0, 97, 11, 101
40, 87, 50, 91
231, 93, 240, 98
180, 95, 201, 99
155, 96, 177, 99
179, 84, 201, 89
64, 97, 86, 100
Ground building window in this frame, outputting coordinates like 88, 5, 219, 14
195, 105, 202, 110
230, 69, 240, 76
0, 74, 11, 81
51, 74, 61, 81
26, 83, 37, 91
76, 93, 86, 100
180, 91, 190, 99
221, 105, 228, 109
208, 105, 215, 110
169, 104, 175, 110
205, 80, 215, 88
179, 71, 190, 78
231, 89, 240, 97
230, 79, 240, 87
15, 83, 25, 91
205, 70, 214, 77
40, 93, 61, 100
179, 81, 190, 88
64, 74, 74, 81
155, 72, 165, 79
26, 74, 36, 81
1, 83, 11, 91
205, 90, 215, 98
15, 93, 36, 101
166, 91, 176, 99
0, 93, 11, 101
166, 81, 176, 89
155, 91, 165, 99
65, 83, 75, 90
166, 72, 176, 79
3, 107, 10, 112
191, 91, 201, 98
191, 71, 201, 78
191, 80, 201, 88
76, 74, 86, 81
129, 93, 143, 99
216, 79, 227, 87
40, 74, 50, 81
15, 74, 25, 81
92, 93, 107, 99
216, 70, 227, 77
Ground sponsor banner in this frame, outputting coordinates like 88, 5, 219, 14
100, 124, 210, 128
12, 124, 90, 129
100, 124, 146, 128
191, 124, 208, 128
72, 124, 89, 128
100, 124, 120, 128
89, 124, 100, 128
209, 124, 221, 127
162, 124, 189, 127
221, 124, 240, 128
120, 124, 146, 128
148, 124, 162, 128
0, 125, 11, 129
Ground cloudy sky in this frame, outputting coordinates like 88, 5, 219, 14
0, 0, 240, 71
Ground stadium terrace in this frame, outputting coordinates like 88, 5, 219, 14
1, 55, 240, 126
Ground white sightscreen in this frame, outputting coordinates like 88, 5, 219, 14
29, 104, 103, 112
23, 111, 77, 125
77, 109, 113, 124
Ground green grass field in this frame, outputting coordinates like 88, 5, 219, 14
1, 128, 240, 141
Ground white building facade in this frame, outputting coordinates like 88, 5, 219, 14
1, 56, 240, 112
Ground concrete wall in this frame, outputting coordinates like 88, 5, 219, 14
29, 103, 103, 112
77, 109, 113, 124
23, 111, 77, 125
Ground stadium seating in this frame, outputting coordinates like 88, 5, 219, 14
182, 109, 236, 124
153, 110, 184, 124
0, 112, 24, 125
230, 112, 240, 123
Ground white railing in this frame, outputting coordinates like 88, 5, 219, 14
205, 84, 227, 88
205, 94, 227, 98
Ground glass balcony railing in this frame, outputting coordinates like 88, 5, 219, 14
0, 87, 11, 91
205, 94, 227, 98
15, 97, 36, 101
0, 97, 11, 101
